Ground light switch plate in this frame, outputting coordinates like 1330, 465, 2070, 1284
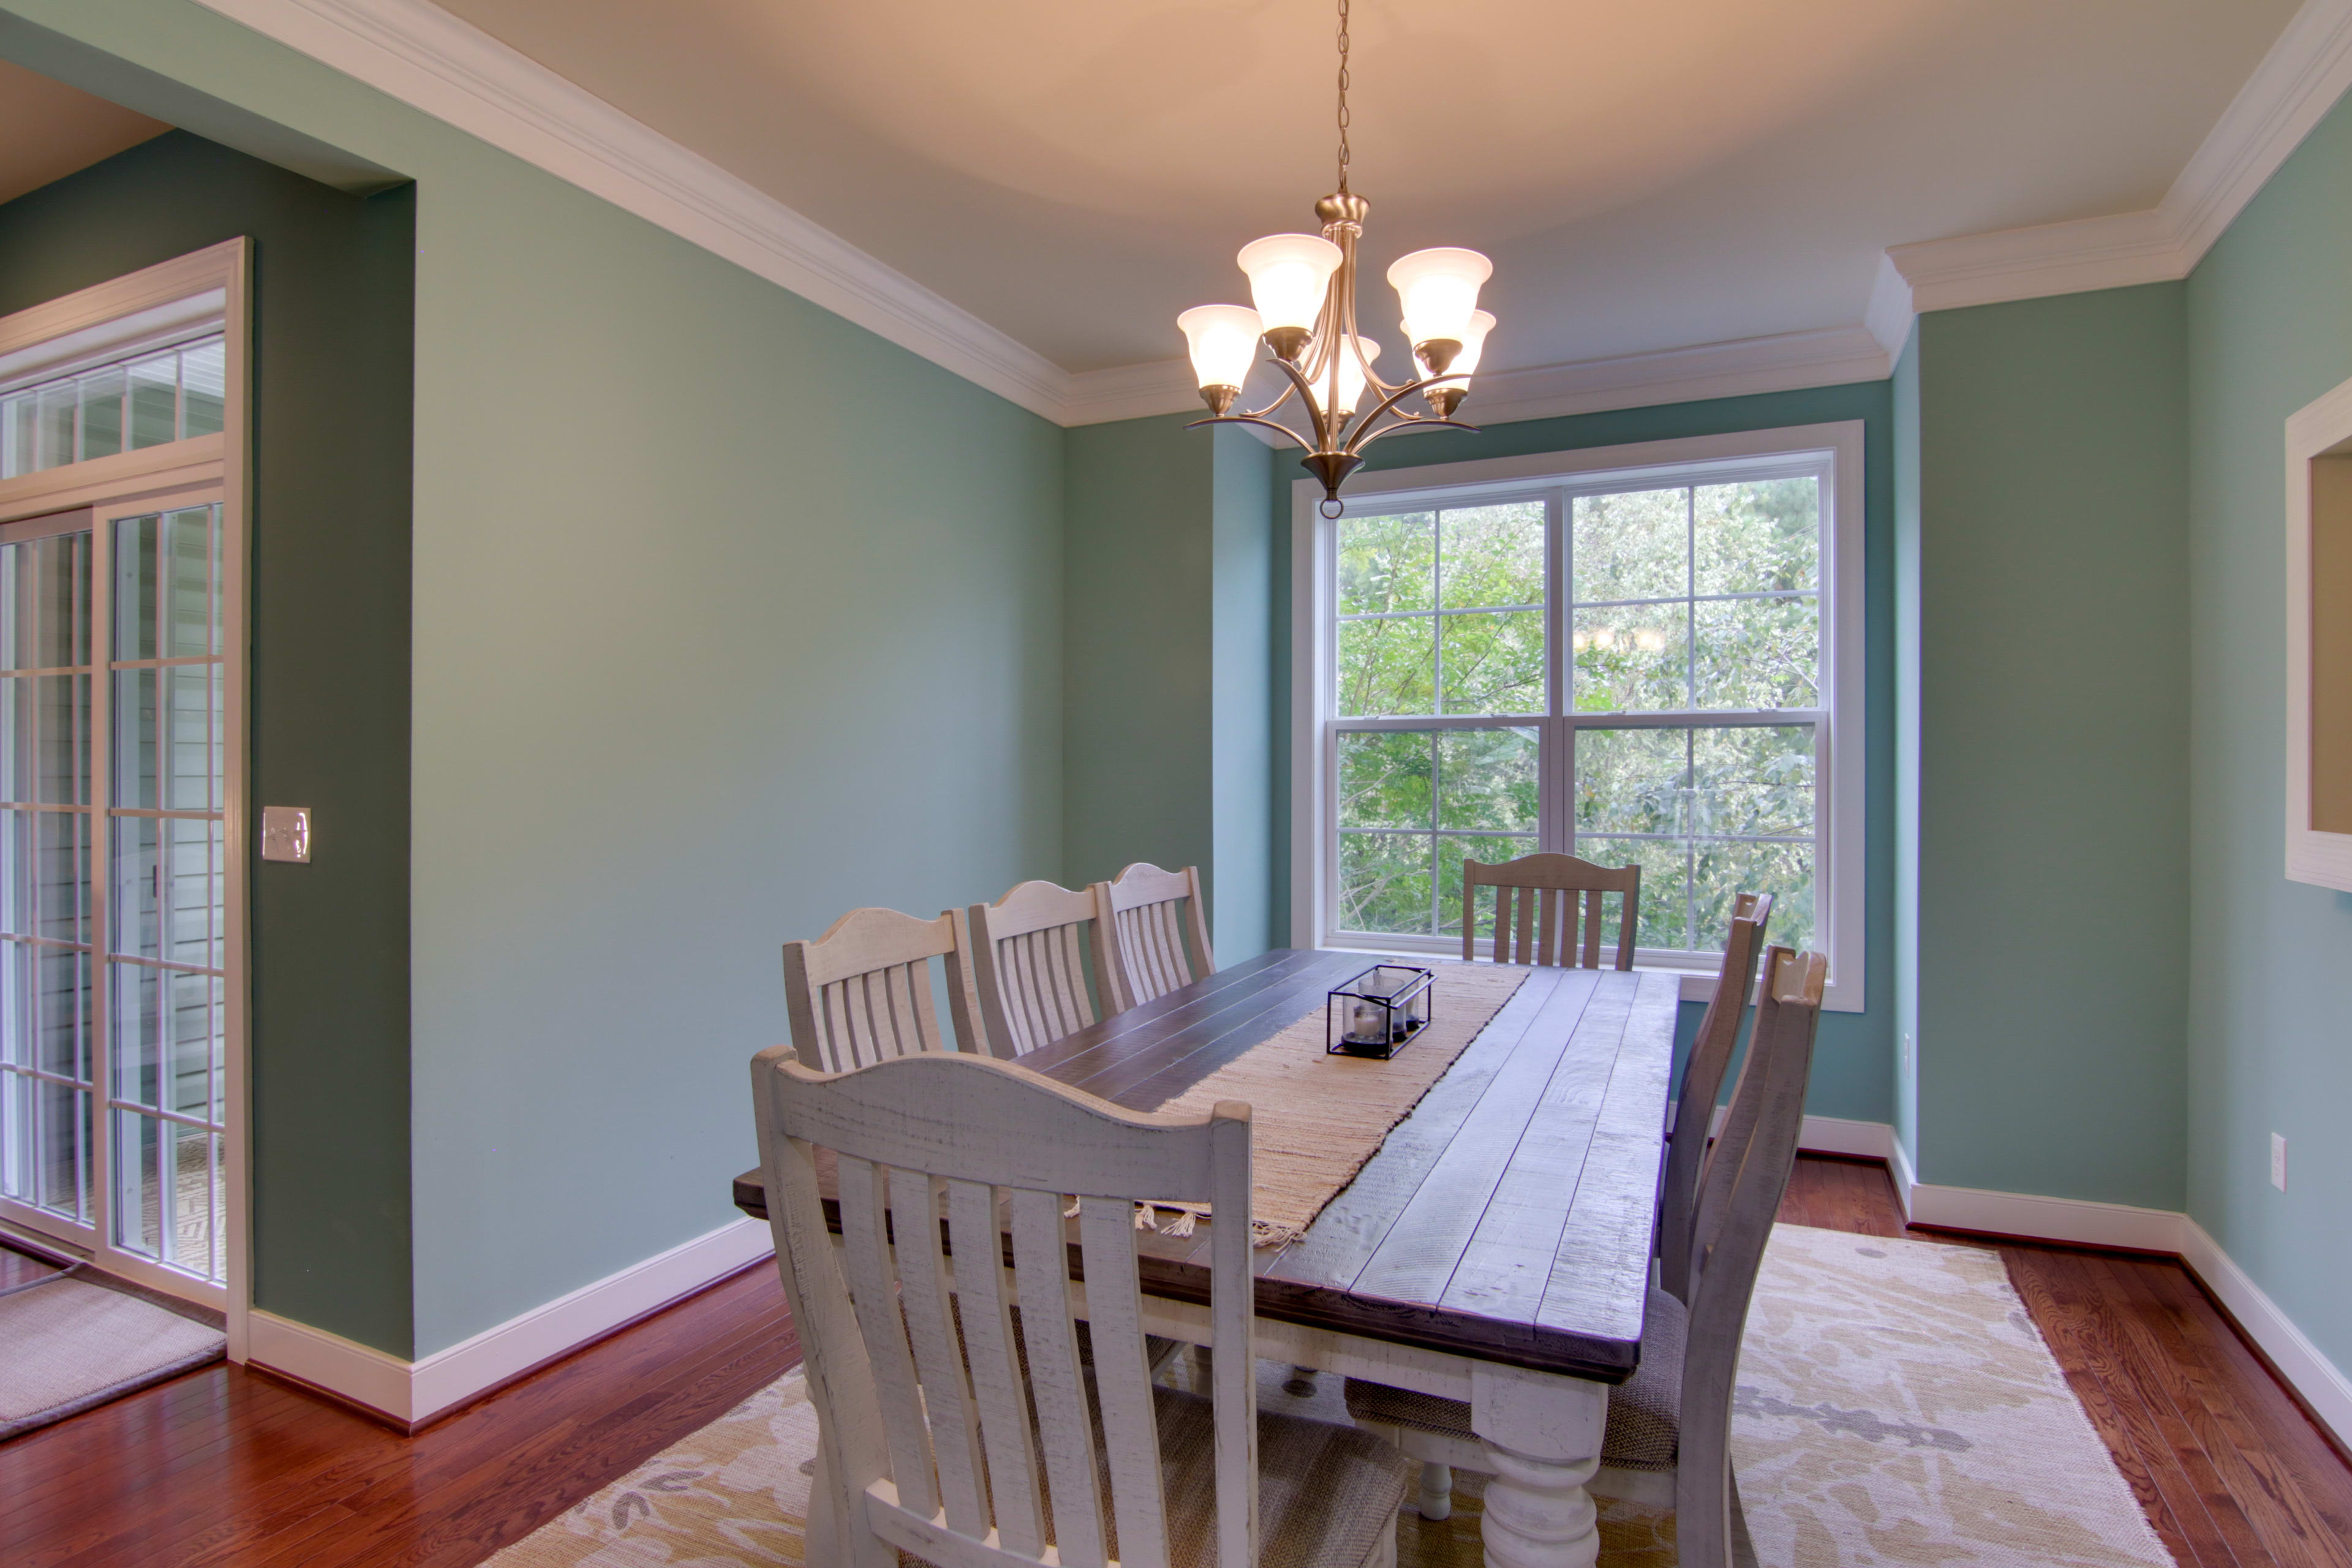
2271, 1133, 2288, 1192
261, 806, 311, 863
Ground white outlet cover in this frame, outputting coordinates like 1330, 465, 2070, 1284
261, 805, 311, 863
2271, 1132, 2288, 1192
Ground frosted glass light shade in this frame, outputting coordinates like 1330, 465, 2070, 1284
1387, 247, 1493, 347
1305, 336, 1381, 417
1451, 309, 1496, 378
1237, 234, 1343, 333
1177, 304, 1264, 390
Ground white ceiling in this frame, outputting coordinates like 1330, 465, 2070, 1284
0, 59, 168, 207
430, 0, 2299, 379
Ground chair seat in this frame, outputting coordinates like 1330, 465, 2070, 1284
1148, 1386, 1413, 1568
1343, 1284, 1688, 1473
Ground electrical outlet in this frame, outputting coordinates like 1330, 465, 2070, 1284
1902, 1031, 1915, 1074
2271, 1133, 2288, 1193
261, 805, 311, 863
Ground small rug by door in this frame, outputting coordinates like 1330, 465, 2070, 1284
0, 1269, 227, 1441
484, 1225, 2174, 1567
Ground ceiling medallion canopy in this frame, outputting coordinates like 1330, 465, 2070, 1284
1178, 0, 1495, 518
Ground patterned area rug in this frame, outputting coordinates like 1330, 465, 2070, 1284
484, 1225, 2173, 1567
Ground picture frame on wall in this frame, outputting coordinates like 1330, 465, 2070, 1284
2285, 374, 2352, 892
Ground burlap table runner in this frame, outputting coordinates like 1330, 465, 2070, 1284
1142, 962, 1530, 1247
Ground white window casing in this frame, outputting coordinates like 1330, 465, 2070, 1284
1291, 421, 1867, 1012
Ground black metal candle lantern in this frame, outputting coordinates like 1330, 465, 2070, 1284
1327, 964, 1434, 1058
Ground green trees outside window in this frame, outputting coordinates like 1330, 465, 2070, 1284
1332, 476, 1820, 955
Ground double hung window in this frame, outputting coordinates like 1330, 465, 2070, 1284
1294, 424, 1863, 1008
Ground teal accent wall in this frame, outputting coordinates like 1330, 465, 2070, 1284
1270, 384, 1899, 1126
1891, 326, 1921, 1170
1063, 415, 1277, 961
2184, 90, 2352, 1375
0, 130, 416, 1354
1905, 285, 2190, 1210
6, 0, 1068, 1359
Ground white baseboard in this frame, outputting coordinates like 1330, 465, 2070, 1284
1888, 1134, 1918, 1213
1903, 1180, 2186, 1254
1704, 1109, 1895, 1161
2180, 1218, 2352, 1452
248, 1216, 774, 1427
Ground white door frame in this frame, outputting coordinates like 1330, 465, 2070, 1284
0, 241, 251, 1355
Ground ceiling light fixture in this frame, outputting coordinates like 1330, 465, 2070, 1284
1177, 0, 1495, 518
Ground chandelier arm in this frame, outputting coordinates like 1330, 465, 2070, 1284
1268, 350, 1338, 450
1348, 413, 1482, 452
1185, 412, 1313, 448
1340, 377, 1468, 452
1235, 376, 1305, 422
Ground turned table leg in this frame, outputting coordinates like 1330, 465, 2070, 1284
1471, 1363, 1607, 1568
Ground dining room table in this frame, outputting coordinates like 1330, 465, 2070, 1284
733, 946, 1682, 1568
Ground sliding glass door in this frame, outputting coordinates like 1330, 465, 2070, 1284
1, 492, 230, 1300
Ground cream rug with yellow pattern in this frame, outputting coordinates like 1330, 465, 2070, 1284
484, 1225, 2171, 1567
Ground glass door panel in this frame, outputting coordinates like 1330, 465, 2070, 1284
0, 530, 96, 1229
104, 503, 226, 1284
0, 500, 229, 1299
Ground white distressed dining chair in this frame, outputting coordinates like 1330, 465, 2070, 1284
749, 1047, 1413, 1568
1657, 891, 1773, 1304
968, 879, 1109, 1058
1344, 947, 1828, 1568
1093, 862, 1216, 1012
1460, 851, 1642, 971
781, 906, 982, 1072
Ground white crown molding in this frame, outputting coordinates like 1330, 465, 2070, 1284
1888, 0, 2352, 315
1066, 326, 1893, 431
186, 0, 1072, 421
247, 1216, 772, 1428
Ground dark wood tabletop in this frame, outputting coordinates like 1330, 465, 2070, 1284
734, 948, 1680, 1382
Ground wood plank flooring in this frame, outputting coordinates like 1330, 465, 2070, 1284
3, 1158, 2346, 1567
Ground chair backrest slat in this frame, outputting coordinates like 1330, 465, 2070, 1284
1079, 1194, 1174, 1568
783, 906, 979, 1070
1460, 852, 1640, 970
970, 880, 1106, 1057
835, 1153, 940, 1520
1658, 891, 1773, 1303
887, 1164, 990, 1535
1675, 947, 1825, 1568
1093, 863, 1216, 1012
946, 1177, 1047, 1554
1008, 1185, 1109, 1568
752, 1049, 1257, 1568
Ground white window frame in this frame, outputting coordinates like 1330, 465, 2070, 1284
0, 241, 252, 1344
1291, 421, 1866, 1012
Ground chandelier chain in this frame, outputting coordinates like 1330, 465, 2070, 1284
1335, 0, 1351, 194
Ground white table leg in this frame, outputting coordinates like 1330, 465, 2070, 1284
1471, 1363, 1608, 1568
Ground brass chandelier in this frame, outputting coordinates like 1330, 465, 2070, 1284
1177, 0, 1495, 517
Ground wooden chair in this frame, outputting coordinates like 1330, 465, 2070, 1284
749, 1047, 1412, 1568
1657, 892, 1773, 1305
1093, 862, 1216, 1012
968, 879, 1108, 1058
1459, 851, 1641, 970
781, 907, 981, 1072
1343, 947, 1828, 1568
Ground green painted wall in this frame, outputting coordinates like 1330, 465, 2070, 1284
7, 0, 1067, 1359
1063, 416, 1276, 962
0, 130, 416, 1353
1270, 384, 1899, 1126
2184, 90, 2352, 1374
1906, 285, 2190, 1209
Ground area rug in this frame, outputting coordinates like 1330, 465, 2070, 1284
484, 1224, 2173, 1567
0, 1270, 228, 1441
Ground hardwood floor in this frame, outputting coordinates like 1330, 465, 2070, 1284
0, 1258, 799, 1568
2, 1159, 2346, 1567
